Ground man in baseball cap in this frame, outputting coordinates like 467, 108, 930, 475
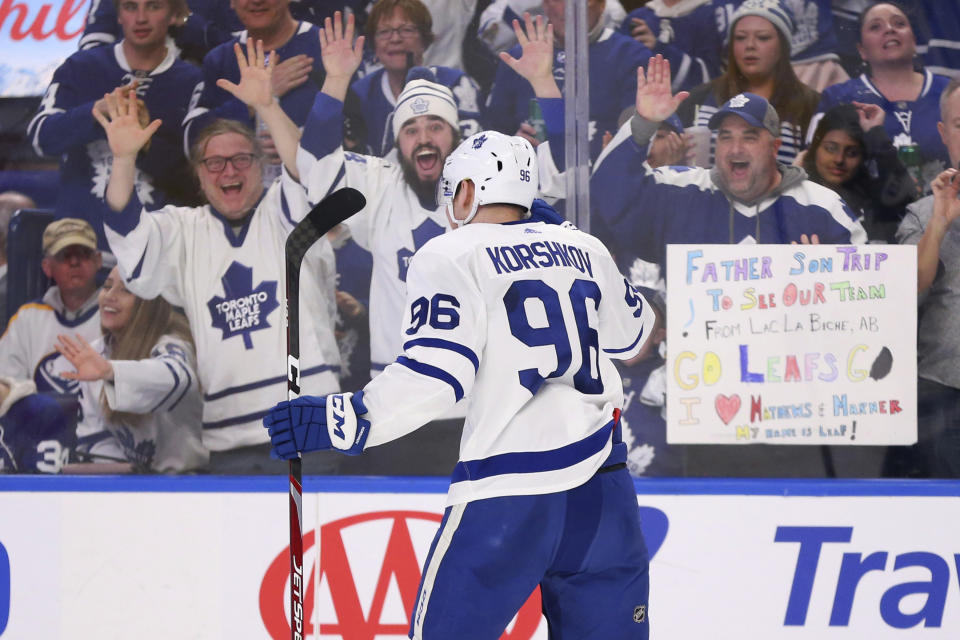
0, 218, 102, 393
708, 92, 784, 203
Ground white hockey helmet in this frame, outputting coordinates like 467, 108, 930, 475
436, 131, 539, 227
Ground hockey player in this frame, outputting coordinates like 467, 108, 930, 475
28, 0, 201, 247
93, 45, 341, 473
264, 129, 655, 638
0, 219, 102, 395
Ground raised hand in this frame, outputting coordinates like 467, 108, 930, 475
91, 88, 162, 159
852, 100, 884, 132
931, 168, 960, 226
635, 54, 688, 123
216, 39, 275, 110
499, 13, 559, 98
320, 10, 365, 81
56, 334, 113, 381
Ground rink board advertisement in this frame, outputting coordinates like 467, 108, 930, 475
665, 244, 917, 446
0, 476, 958, 639
0, 0, 86, 96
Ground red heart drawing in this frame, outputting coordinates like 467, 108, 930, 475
715, 394, 741, 425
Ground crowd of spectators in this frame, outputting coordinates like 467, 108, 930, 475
1, 0, 960, 478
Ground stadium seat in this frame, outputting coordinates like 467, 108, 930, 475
5, 208, 54, 326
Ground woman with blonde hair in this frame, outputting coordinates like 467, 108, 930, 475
57, 267, 207, 473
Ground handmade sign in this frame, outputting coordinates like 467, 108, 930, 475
666, 244, 917, 445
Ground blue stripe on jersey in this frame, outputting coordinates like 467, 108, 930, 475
402, 338, 480, 373
53, 304, 99, 329
396, 356, 464, 401
150, 361, 182, 412
449, 419, 615, 483
203, 364, 339, 401
165, 357, 194, 411
604, 326, 646, 355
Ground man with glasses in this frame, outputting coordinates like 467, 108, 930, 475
0, 219, 102, 395
183, 0, 328, 183
95, 76, 342, 473
348, 0, 481, 157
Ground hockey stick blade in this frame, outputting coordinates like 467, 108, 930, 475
285, 187, 367, 267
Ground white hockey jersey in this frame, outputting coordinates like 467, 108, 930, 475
298, 93, 451, 375
103, 171, 340, 451
360, 220, 655, 506
75, 334, 207, 472
0, 287, 101, 395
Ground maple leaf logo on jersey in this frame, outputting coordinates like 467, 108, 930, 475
207, 262, 279, 349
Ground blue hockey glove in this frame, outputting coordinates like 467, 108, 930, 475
263, 391, 370, 459
528, 198, 564, 225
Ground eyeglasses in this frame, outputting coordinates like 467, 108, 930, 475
374, 24, 420, 41
198, 152, 257, 173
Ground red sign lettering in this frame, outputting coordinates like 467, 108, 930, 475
260, 511, 542, 639
0, 0, 85, 41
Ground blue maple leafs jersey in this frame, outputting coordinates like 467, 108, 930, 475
484, 27, 652, 163
361, 220, 655, 505
620, 2, 722, 91
350, 65, 483, 157
27, 43, 201, 247
183, 22, 324, 152
809, 71, 952, 193
590, 118, 866, 277
79, 0, 242, 53
0, 379, 74, 474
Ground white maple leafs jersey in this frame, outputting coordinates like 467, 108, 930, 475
103, 171, 340, 451
76, 334, 206, 472
361, 220, 655, 506
297, 93, 451, 375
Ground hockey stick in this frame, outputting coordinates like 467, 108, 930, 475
284, 186, 366, 640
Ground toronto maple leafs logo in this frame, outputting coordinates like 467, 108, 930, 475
410, 97, 430, 114
207, 262, 279, 349
728, 94, 750, 109
472, 133, 488, 149
114, 425, 156, 473
396, 218, 445, 282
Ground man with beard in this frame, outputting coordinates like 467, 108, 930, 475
296, 13, 462, 380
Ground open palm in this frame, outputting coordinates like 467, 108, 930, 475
320, 11, 365, 79
635, 54, 688, 123
217, 39, 275, 109
56, 334, 113, 382
500, 13, 554, 86
91, 89, 161, 159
